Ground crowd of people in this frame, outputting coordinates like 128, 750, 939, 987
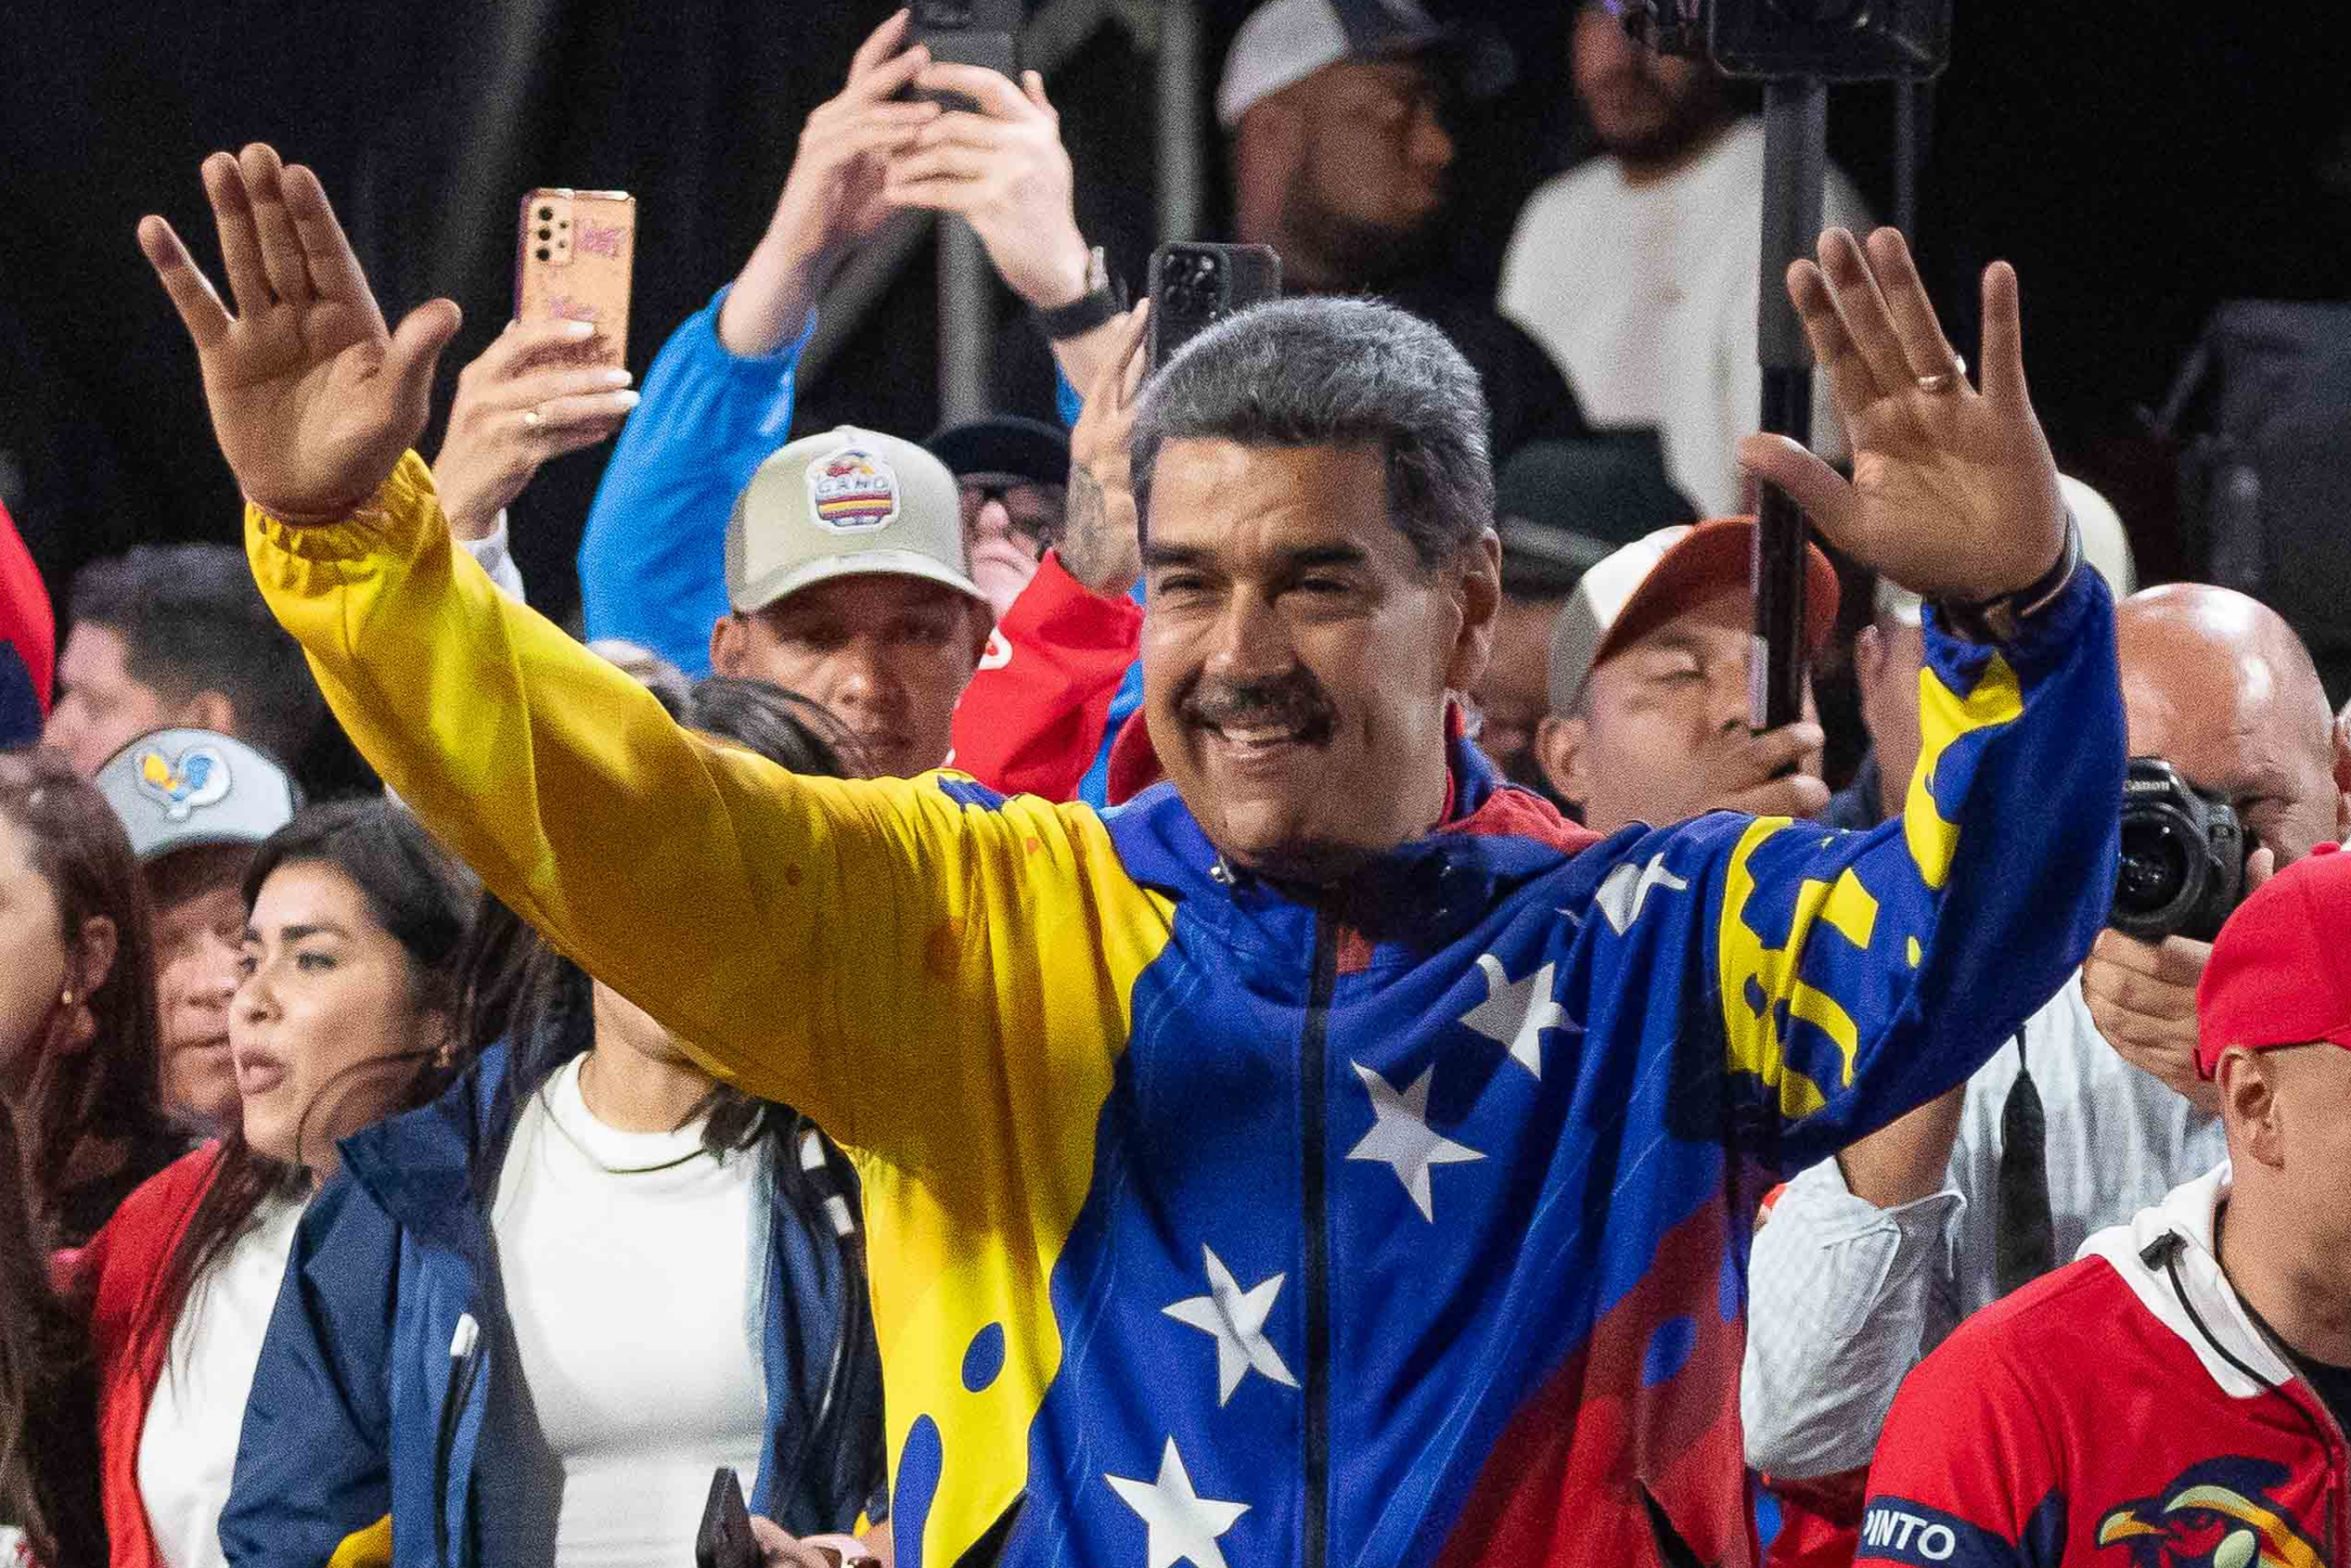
2, 4, 2345, 1568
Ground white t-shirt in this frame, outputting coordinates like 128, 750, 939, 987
1498, 118, 1875, 516
137, 1192, 306, 1568
491, 1055, 768, 1568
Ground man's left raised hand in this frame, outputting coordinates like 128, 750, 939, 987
1738, 227, 2068, 610
887, 63, 1091, 315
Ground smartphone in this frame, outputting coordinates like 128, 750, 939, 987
908, 0, 1021, 110
695, 1469, 759, 1568
1147, 242, 1282, 370
514, 187, 636, 371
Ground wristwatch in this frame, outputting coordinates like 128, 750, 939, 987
1035, 244, 1124, 341
1930, 510, 2084, 645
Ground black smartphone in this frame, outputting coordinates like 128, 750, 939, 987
910, 0, 1021, 110
1148, 242, 1282, 370
695, 1468, 759, 1568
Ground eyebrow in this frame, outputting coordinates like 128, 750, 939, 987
1140, 542, 1372, 572
244, 921, 353, 945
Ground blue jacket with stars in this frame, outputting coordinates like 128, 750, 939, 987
246, 452, 2123, 1568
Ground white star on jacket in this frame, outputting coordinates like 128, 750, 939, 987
1595, 852, 1690, 935
1106, 1437, 1251, 1568
1345, 1060, 1485, 1221
1459, 953, 1573, 1077
1164, 1245, 1299, 1405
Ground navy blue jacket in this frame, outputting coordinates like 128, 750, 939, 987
219, 1045, 885, 1568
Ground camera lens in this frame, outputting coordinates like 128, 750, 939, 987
535, 247, 552, 262
2114, 816, 2194, 919
537, 227, 552, 240
537, 206, 553, 220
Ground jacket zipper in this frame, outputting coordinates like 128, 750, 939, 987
1301, 916, 1340, 1568
434, 1313, 482, 1568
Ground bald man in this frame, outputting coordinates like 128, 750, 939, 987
1742, 584, 2338, 1501
2079, 586, 2338, 1112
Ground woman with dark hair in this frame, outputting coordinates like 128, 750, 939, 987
224, 679, 888, 1568
0, 750, 181, 1247
73, 799, 469, 1568
0, 1103, 106, 1568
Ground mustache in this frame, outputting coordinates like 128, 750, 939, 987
1180, 670, 1340, 743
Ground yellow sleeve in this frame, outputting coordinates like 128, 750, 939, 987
246, 452, 1154, 1150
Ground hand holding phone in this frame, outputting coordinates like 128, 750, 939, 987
1148, 243, 1282, 370
514, 188, 635, 371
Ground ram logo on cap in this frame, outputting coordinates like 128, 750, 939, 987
135, 741, 233, 820
807, 448, 901, 533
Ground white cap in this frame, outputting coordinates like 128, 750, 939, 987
1875, 473, 2139, 624
1215, 0, 1447, 128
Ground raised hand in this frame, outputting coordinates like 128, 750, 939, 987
138, 144, 461, 521
1738, 227, 2067, 606
432, 318, 639, 541
720, 10, 939, 355
886, 62, 1091, 315
1057, 300, 1150, 597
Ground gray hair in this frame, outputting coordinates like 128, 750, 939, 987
1130, 296, 1495, 570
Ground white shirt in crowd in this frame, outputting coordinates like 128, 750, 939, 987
137, 1193, 306, 1568
1498, 118, 1874, 516
491, 1054, 769, 1568
1741, 972, 2227, 1477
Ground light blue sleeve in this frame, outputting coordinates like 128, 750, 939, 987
577, 289, 815, 676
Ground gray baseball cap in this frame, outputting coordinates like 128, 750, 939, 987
94, 727, 299, 864
725, 426, 986, 616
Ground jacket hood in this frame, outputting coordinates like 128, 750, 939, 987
2078, 1161, 2297, 1398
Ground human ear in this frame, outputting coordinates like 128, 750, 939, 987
2216, 1048, 2284, 1169
1536, 711, 1590, 810
1445, 531, 1503, 694
709, 615, 749, 678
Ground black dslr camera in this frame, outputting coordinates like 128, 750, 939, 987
2109, 757, 2249, 943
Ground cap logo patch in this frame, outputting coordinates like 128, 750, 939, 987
135, 743, 232, 820
808, 448, 901, 533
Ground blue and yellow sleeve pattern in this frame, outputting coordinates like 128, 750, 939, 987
1703, 567, 2121, 1168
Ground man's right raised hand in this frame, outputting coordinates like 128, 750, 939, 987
139, 144, 461, 522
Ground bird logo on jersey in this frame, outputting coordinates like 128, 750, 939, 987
2094, 1458, 2324, 1568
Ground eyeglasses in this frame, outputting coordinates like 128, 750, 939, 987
959, 479, 1068, 554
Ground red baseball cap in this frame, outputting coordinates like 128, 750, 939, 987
2194, 842, 2351, 1078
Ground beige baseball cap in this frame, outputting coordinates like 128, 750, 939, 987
725, 427, 985, 615
1549, 519, 1841, 713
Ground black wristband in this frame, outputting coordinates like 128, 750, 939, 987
1931, 510, 2084, 645
1035, 243, 1123, 341
1037, 286, 1122, 341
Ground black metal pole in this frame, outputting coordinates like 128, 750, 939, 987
1751, 75, 1828, 732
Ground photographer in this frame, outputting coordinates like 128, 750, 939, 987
1744, 583, 2338, 1520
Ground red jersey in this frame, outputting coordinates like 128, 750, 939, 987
1858, 1165, 2347, 1568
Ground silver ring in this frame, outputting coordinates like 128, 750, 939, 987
1914, 353, 1967, 394
520, 407, 543, 430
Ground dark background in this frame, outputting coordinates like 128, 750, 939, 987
6, 0, 2348, 626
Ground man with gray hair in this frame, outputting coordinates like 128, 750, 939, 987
148, 142, 2116, 1568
